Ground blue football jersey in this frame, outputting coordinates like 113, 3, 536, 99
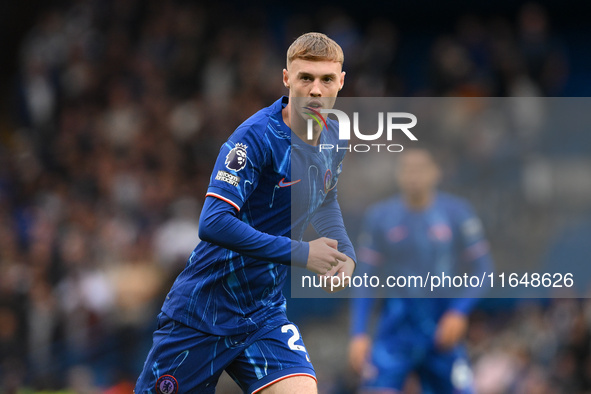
162, 96, 353, 336
352, 193, 492, 343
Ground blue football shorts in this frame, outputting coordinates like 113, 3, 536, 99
361, 337, 474, 394
135, 312, 316, 394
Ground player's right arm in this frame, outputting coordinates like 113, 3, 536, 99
348, 205, 384, 373
435, 198, 494, 350
349, 296, 376, 373
200, 124, 345, 274
198, 198, 345, 274
310, 186, 357, 290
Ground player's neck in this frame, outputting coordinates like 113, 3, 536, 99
404, 192, 434, 211
283, 102, 321, 146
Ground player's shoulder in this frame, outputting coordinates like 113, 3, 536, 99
229, 97, 287, 143
225, 97, 288, 159
436, 192, 476, 218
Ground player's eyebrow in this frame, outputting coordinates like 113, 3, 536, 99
297, 71, 338, 79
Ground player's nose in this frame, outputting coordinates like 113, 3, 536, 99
309, 79, 322, 97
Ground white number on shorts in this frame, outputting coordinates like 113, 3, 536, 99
281, 324, 307, 353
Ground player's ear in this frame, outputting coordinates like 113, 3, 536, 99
339, 71, 346, 91
283, 69, 290, 89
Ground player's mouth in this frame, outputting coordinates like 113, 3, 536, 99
306, 100, 323, 109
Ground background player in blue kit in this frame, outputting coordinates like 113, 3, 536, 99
135, 33, 356, 394
349, 148, 493, 394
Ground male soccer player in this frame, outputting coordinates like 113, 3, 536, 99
349, 148, 493, 394
135, 33, 356, 394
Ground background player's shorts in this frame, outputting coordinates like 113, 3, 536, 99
361, 338, 474, 394
135, 313, 316, 394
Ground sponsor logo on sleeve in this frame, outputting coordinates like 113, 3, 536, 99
215, 170, 240, 187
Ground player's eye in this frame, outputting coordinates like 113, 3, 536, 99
323, 76, 333, 83
301, 75, 312, 81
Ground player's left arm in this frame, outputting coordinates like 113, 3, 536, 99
449, 200, 494, 313
310, 188, 356, 292
348, 206, 384, 372
436, 199, 494, 350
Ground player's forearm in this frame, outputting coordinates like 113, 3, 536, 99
311, 195, 356, 263
199, 196, 308, 266
450, 252, 494, 313
350, 297, 375, 336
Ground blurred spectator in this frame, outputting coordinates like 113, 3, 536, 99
518, 3, 568, 95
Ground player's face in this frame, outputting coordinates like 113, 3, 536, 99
396, 150, 440, 197
283, 59, 344, 108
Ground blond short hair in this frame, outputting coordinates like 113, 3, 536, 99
286, 32, 344, 67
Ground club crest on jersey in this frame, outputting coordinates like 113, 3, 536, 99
324, 169, 333, 194
156, 375, 178, 394
225, 143, 248, 171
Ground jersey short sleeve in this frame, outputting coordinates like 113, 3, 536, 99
452, 199, 489, 262
448, 196, 493, 314
206, 125, 269, 211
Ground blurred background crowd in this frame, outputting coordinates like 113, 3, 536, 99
0, 0, 590, 392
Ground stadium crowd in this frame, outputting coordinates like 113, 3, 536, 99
0, 0, 589, 392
